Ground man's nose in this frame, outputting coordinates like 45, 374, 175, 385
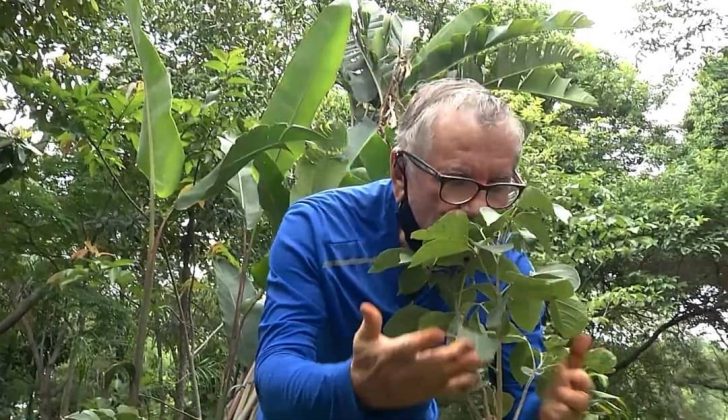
459, 191, 488, 218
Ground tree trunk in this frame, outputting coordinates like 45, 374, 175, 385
175, 209, 197, 419
174, 317, 190, 420
37, 368, 54, 420
60, 316, 84, 416
59, 353, 78, 416
26, 386, 34, 419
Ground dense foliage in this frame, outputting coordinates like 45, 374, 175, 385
1, 0, 726, 419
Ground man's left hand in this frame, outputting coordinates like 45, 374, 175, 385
539, 334, 594, 420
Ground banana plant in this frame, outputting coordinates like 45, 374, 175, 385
124, 0, 188, 408
338, 2, 597, 132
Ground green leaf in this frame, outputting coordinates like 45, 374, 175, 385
458, 325, 499, 361
290, 148, 347, 203
508, 276, 574, 301
496, 255, 526, 284
545, 335, 569, 350
251, 255, 269, 291
404, 11, 593, 92
501, 392, 515, 417
514, 212, 551, 253
358, 134, 391, 181
476, 249, 498, 275
228, 76, 252, 85
516, 187, 555, 216
480, 207, 501, 226
290, 119, 376, 202
416, 4, 492, 63
534, 264, 581, 291
339, 168, 371, 187
509, 296, 544, 331
418, 311, 456, 331
92, 409, 115, 419
213, 258, 261, 368
343, 118, 377, 162
369, 247, 412, 273
510, 340, 540, 386
175, 124, 324, 210
409, 238, 470, 267
116, 405, 139, 415
219, 134, 262, 229
475, 242, 513, 255
260, 0, 351, 167
486, 295, 507, 330
125, 0, 185, 198
490, 66, 597, 106
470, 283, 498, 301
399, 266, 428, 295
383, 304, 430, 337
214, 258, 257, 331
204, 60, 227, 73
67, 410, 101, 420
551, 297, 588, 338
412, 211, 469, 241
584, 348, 617, 374
482, 41, 581, 86
254, 153, 289, 232
238, 299, 264, 369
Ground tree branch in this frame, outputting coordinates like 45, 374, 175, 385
0, 285, 49, 335
86, 136, 146, 218
614, 301, 728, 372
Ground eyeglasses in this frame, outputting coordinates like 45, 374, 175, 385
396, 150, 526, 209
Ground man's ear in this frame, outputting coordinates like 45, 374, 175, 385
390, 148, 405, 202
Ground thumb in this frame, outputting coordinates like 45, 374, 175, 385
567, 334, 592, 369
355, 302, 382, 342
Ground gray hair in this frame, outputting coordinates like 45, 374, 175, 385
395, 78, 524, 155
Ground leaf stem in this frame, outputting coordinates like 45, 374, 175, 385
495, 256, 503, 419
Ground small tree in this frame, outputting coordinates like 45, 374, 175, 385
370, 187, 622, 419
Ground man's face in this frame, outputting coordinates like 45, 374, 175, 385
390, 107, 521, 229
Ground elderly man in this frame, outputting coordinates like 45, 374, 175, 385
253, 78, 593, 419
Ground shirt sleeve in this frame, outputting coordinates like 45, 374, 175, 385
254, 203, 366, 420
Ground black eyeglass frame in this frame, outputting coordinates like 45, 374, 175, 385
395, 149, 527, 209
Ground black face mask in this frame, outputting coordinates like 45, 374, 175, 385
396, 173, 423, 251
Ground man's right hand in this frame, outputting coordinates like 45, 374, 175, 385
350, 302, 484, 410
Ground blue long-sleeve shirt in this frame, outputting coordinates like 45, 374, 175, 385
254, 179, 544, 420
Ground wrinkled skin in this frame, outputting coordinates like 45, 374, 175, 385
351, 107, 593, 418
390, 108, 521, 222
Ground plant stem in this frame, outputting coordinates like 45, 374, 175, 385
215, 226, 258, 419
495, 256, 502, 419
513, 342, 538, 420
496, 345, 503, 418
142, 393, 199, 420
512, 373, 536, 420
483, 383, 492, 420
129, 201, 172, 406
170, 247, 202, 418
465, 395, 480, 420
194, 322, 224, 356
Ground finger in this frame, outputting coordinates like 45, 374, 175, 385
355, 302, 382, 342
444, 371, 479, 394
389, 324, 445, 355
567, 334, 592, 369
420, 341, 483, 374
554, 385, 591, 413
417, 337, 472, 362
565, 369, 594, 393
